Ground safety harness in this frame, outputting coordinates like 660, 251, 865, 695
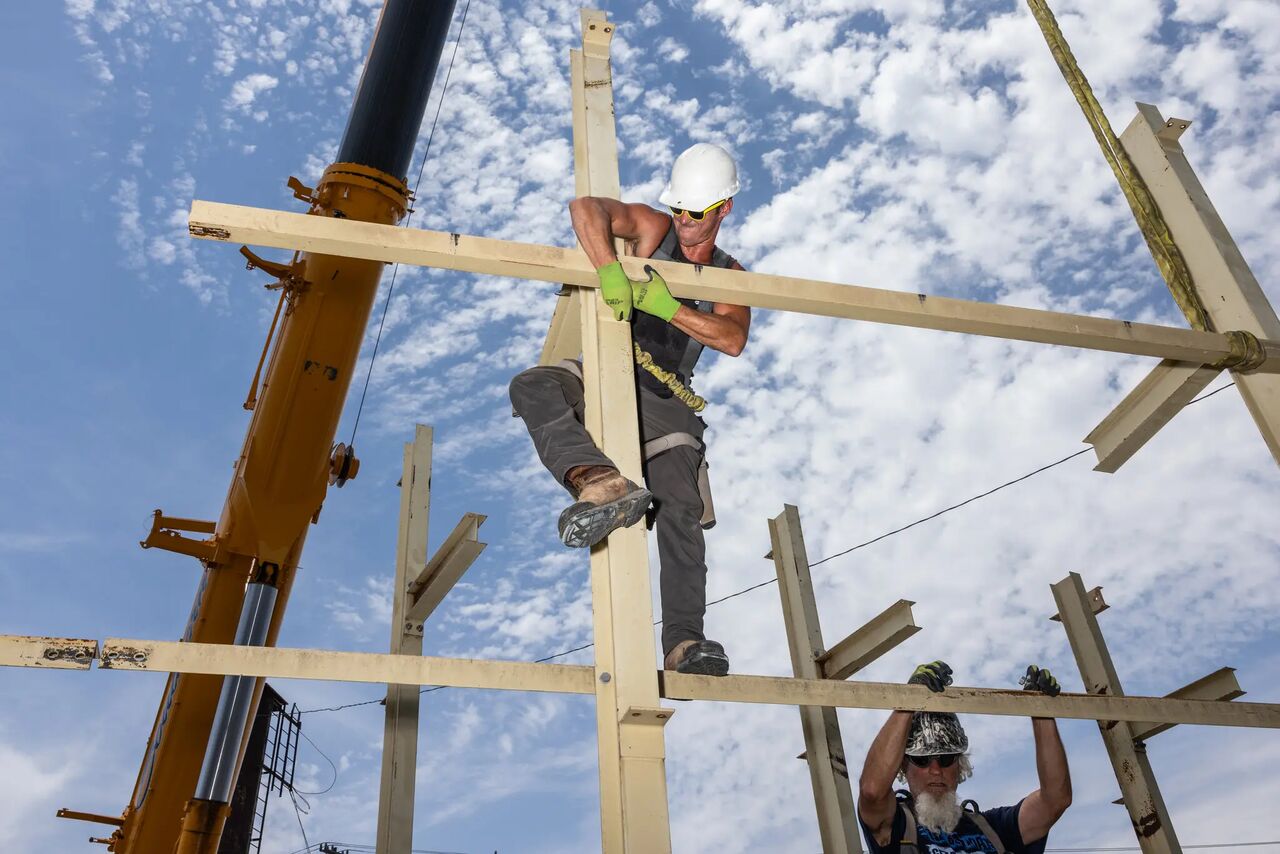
633, 224, 736, 528
630, 225, 740, 411
896, 793, 1006, 854
545, 226, 735, 529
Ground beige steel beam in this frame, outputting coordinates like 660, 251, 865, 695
659, 670, 1279, 729
1130, 667, 1244, 742
1085, 104, 1280, 470
1085, 361, 1221, 472
186, 200, 1280, 374
90, 639, 597, 694
4, 635, 1273, 729
769, 506, 862, 854
405, 511, 486, 627
1048, 589, 1239, 740
1052, 572, 1180, 851
818, 600, 920, 681
570, 12, 673, 853
376, 425, 433, 854
1049, 584, 1108, 621
0, 635, 97, 670
540, 287, 584, 366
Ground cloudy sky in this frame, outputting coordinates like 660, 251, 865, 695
2, 0, 1279, 852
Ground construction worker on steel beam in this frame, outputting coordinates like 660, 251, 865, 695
857, 661, 1073, 853
509, 143, 749, 676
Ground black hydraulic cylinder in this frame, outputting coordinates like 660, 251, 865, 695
337, 0, 460, 180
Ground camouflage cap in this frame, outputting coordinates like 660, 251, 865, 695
904, 711, 969, 756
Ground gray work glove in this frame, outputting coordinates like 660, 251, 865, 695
1019, 664, 1061, 697
908, 661, 953, 693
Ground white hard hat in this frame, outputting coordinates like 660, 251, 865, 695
658, 143, 740, 211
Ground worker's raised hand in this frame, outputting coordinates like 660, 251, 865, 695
1019, 664, 1061, 697
908, 660, 953, 693
634, 265, 682, 323
596, 261, 633, 322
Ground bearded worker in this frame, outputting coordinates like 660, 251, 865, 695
857, 661, 1072, 853
509, 142, 749, 677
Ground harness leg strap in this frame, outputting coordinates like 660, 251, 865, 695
642, 432, 715, 530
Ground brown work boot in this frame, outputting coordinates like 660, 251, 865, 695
557, 465, 652, 548
664, 639, 730, 676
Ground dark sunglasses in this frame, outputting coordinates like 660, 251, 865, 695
668, 199, 728, 221
906, 754, 959, 769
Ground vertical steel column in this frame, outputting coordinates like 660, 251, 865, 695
1121, 103, 1280, 464
376, 425, 434, 854
1051, 573, 1181, 852
768, 505, 861, 854
571, 9, 674, 852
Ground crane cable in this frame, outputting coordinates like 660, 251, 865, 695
1025, 0, 1263, 372
348, 0, 473, 447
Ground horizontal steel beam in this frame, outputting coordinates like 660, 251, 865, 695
188, 201, 1280, 370
659, 671, 1280, 729
97, 639, 596, 695
817, 599, 920, 681
5, 635, 1273, 728
0, 635, 98, 670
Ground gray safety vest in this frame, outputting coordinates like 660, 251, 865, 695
632, 223, 739, 397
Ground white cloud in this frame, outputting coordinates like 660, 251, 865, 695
325, 575, 394, 641
657, 36, 689, 64
0, 735, 77, 847
225, 72, 279, 119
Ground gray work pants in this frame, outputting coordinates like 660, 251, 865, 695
509, 364, 707, 656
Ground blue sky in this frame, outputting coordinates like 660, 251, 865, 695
2, 0, 1279, 852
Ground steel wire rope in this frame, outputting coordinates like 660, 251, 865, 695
289, 786, 312, 851
292, 729, 339, 796
348, 0, 473, 447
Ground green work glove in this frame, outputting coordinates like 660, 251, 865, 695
908, 661, 953, 693
1020, 664, 1061, 697
596, 261, 633, 322
634, 265, 682, 323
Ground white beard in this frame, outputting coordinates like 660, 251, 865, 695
914, 790, 963, 834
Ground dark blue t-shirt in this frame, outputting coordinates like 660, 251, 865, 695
858, 798, 1047, 854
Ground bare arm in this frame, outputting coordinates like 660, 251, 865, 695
670, 302, 750, 356
858, 710, 912, 845
1018, 718, 1072, 842
569, 196, 670, 268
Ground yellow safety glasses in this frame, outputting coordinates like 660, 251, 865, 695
669, 198, 728, 221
